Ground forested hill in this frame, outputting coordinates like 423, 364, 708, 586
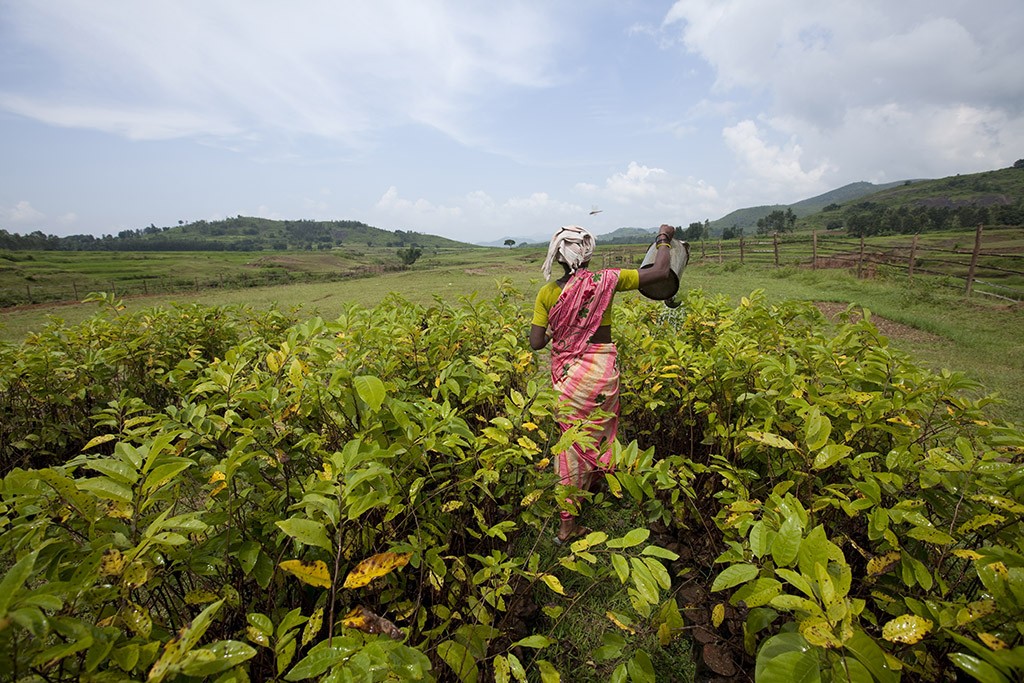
0, 216, 473, 251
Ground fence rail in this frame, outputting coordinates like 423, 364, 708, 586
602, 225, 1024, 303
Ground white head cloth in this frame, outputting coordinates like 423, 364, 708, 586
541, 225, 595, 280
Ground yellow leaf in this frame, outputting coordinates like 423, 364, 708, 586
979, 632, 1008, 650
540, 574, 565, 595
303, 607, 323, 646
521, 489, 543, 507
522, 422, 539, 431
100, 549, 125, 577
318, 462, 333, 481
711, 603, 725, 628
952, 549, 983, 561
343, 551, 412, 589
801, 618, 842, 649
957, 599, 996, 626
881, 614, 932, 644
442, 500, 463, 513
279, 559, 332, 588
867, 551, 901, 576
83, 434, 117, 450
246, 625, 270, 647
535, 458, 550, 471
209, 470, 225, 484
122, 562, 150, 589
606, 611, 636, 634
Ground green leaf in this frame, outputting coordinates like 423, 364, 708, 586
143, 459, 194, 494
804, 408, 831, 452
611, 554, 630, 584
438, 639, 478, 683
354, 375, 386, 413
284, 641, 353, 681
711, 563, 759, 592
536, 659, 560, 683
731, 577, 783, 608
641, 545, 679, 561
813, 444, 853, 470
771, 517, 802, 568
948, 653, 1011, 683
276, 518, 333, 552
77, 477, 134, 504
775, 568, 816, 599
0, 550, 37, 618
755, 633, 820, 683
180, 641, 257, 677
86, 458, 139, 485
512, 635, 556, 649
607, 528, 650, 549
844, 630, 899, 683
747, 430, 798, 451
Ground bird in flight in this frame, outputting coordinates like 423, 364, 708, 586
589, 205, 603, 215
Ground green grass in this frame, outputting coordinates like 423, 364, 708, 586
3, 244, 1022, 423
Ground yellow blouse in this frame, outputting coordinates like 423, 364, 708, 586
531, 269, 640, 328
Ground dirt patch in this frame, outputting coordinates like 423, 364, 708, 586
814, 301, 944, 345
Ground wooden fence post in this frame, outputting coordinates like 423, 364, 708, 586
812, 230, 818, 270
26, 284, 32, 303
739, 237, 745, 264
700, 240, 706, 260
772, 232, 780, 267
908, 234, 918, 276
72, 282, 79, 300
966, 223, 983, 296
718, 240, 723, 263
857, 236, 865, 279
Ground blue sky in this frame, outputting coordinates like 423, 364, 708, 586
2, 1, 1022, 244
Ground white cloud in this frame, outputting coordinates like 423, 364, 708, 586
6, 200, 45, 225
576, 162, 720, 219
0, 1, 561, 146
663, 0, 1024, 184
722, 120, 833, 198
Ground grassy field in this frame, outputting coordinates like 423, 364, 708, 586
3, 244, 1022, 423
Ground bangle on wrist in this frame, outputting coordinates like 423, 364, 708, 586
656, 242, 671, 249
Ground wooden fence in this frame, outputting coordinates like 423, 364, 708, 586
602, 225, 1024, 303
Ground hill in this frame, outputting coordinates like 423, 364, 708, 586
797, 166, 1024, 235
706, 180, 911, 236
0, 217, 474, 251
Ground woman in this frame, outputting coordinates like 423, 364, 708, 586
530, 223, 677, 544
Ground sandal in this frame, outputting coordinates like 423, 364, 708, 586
553, 525, 591, 546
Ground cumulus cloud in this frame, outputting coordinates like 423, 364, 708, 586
663, 0, 1024, 183
576, 162, 720, 219
5, 200, 45, 225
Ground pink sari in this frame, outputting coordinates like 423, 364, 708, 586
547, 269, 621, 520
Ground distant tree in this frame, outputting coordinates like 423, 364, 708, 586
504, 239, 516, 248
397, 246, 422, 267
681, 222, 705, 241
756, 208, 797, 235
1014, 159, 1024, 169
722, 225, 743, 240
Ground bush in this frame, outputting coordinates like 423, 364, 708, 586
1, 287, 1021, 681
